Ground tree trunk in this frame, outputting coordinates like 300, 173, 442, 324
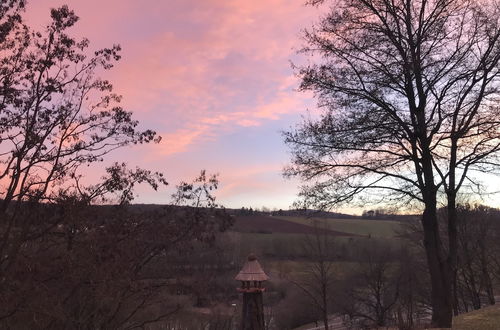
452, 275, 459, 316
447, 191, 459, 316
322, 282, 329, 329
418, 134, 453, 328
422, 200, 453, 328
482, 265, 496, 306
479, 238, 496, 306
323, 314, 329, 330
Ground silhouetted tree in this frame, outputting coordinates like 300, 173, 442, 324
399, 204, 500, 316
0, 4, 232, 327
0, 4, 159, 279
285, 0, 500, 326
0, 0, 24, 43
0, 168, 231, 328
449, 204, 499, 312
288, 223, 336, 329
339, 244, 398, 328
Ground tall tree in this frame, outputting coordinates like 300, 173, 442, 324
285, 0, 500, 327
0, 5, 158, 277
0, 4, 233, 326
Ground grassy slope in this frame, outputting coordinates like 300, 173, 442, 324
274, 216, 403, 238
292, 305, 500, 330
453, 304, 500, 330
228, 216, 404, 279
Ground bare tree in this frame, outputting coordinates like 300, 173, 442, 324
337, 243, 401, 328
398, 204, 500, 318
288, 222, 336, 329
0, 4, 160, 282
0, 4, 234, 327
285, 0, 500, 326
0, 169, 232, 328
450, 204, 499, 312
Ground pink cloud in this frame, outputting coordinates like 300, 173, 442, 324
26, 0, 319, 128
157, 127, 210, 156
24, 0, 319, 155
23, 0, 322, 209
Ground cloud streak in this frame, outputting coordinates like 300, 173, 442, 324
25, 0, 320, 208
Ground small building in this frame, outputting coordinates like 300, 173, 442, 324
235, 254, 269, 330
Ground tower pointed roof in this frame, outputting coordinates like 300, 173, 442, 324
235, 253, 269, 282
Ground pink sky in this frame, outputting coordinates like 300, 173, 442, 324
25, 0, 323, 210
25, 1, 500, 212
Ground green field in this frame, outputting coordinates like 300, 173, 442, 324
274, 216, 403, 238
225, 216, 407, 286
228, 230, 404, 266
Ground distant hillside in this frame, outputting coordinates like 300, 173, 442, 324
273, 216, 402, 238
227, 207, 420, 222
231, 215, 361, 236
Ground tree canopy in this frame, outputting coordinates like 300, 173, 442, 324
285, 0, 500, 327
287, 0, 500, 209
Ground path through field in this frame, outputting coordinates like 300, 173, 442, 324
296, 315, 346, 330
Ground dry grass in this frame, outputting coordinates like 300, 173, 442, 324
452, 304, 500, 329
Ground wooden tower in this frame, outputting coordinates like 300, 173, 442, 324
235, 254, 269, 330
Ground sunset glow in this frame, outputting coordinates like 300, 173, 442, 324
24, 1, 500, 211
25, 0, 320, 209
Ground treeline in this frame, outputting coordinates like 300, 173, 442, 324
276, 204, 500, 329
361, 208, 420, 222
0, 174, 233, 329
231, 207, 360, 219
232, 206, 419, 222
